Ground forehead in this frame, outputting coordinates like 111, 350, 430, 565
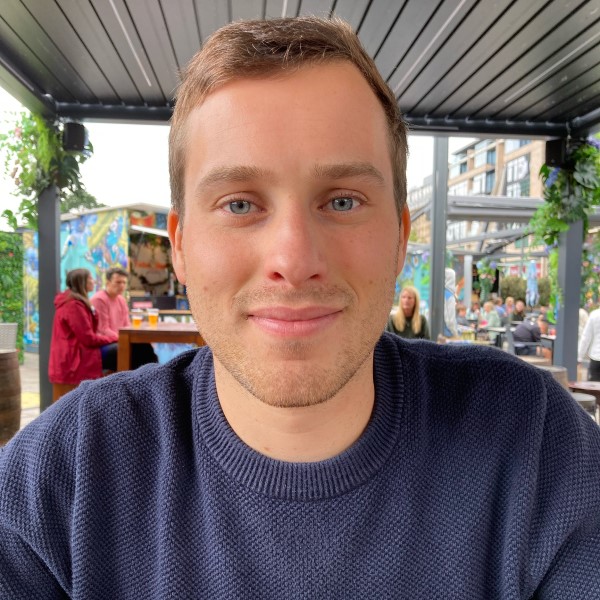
182, 61, 392, 182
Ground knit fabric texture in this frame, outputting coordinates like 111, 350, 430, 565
1, 334, 599, 599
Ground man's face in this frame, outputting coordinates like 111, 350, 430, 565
516, 300, 525, 313
169, 62, 409, 408
106, 274, 128, 298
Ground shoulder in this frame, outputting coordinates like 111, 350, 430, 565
1, 346, 210, 477
90, 290, 107, 304
378, 331, 549, 395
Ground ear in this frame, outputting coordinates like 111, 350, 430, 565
396, 203, 411, 276
167, 210, 186, 284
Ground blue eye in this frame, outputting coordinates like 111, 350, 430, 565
228, 200, 252, 214
330, 196, 357, 211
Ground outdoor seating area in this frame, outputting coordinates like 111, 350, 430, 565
0, 3, 599, 596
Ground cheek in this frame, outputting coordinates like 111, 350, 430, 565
183, 229, 254, 294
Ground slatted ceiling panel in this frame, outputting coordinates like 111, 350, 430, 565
456, 5, 593, 119
519, 63, 600, 120
231, 0, 264, 22
0, 14, 75, 103
265, 0, 287, 19
56, 0, 143, 104
1, 0, 599, 133
296, 0, 332, 17
391, 0, 508, 108
374, 0, 443, 83
22, 0, 118, 103
195, 0, 230, 41
471, 13, 600, 119
489, 33, 600, 118
161, 1, 201, 70
411, 0, 548, 116
277, 0, 301, 19
125, 0, 178, 101
89, 0, 161, 104
0, 1, 87, 102
331, 0, 370, 31
433, 14, 566, 118
358, 0, 405, 57
495, 47, 600, 119
544, 84, 600, 120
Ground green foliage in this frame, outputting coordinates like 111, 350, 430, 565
0, 112, 94, 229
500, 275, 526, 302
537, 277, 550, 307
474, 258, 496, 302
0, 232, 24, 363
581, 234, 600, 308
529, 138, 600, 247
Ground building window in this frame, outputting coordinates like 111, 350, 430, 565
504, 139, 531, 153
486, 170, 495, 194
472, 173, 486, 194
449, 181, 468, 196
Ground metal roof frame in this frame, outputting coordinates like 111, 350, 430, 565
0, 1, 599, 136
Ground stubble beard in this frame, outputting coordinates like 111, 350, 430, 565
186, 264, 398, 409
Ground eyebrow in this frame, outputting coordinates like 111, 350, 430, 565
312, 162, 386, 186
195, 165, 272, 190
193, 161, 386, 196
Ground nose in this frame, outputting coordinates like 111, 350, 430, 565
263, 206, 327, 287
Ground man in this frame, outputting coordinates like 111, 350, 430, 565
579, 306, 600, 381
91, 267, 157, 370
1, 17, 599, 599
512, 314, 550, 357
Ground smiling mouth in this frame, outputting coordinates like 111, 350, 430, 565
247, 306, 343, 337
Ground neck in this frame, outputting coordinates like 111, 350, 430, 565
214, 356, 375, 463
105, 289, 118, 299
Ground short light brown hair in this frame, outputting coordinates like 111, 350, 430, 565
169, 16, 408, 221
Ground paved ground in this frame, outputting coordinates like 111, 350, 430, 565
19, 351, 41, 431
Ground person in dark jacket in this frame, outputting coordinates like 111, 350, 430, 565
48, 268, 117, 401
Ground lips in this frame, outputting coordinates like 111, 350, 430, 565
247, 306, 343, 336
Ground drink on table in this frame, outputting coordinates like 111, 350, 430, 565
147, 308, 159, 328
132, 309, 143, 329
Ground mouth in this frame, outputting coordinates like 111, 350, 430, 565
247, 306, 343, 337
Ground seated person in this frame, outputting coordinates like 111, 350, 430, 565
513, 315, 550, 357
91, 267, 158, 370
478, 301, 501, 342
511, 299, 527, 322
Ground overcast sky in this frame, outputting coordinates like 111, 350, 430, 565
1, 87, 474, 226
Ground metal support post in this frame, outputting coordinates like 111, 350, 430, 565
430, 136, 449, 340
38, 185, 60, 410
554, 219, 583, 380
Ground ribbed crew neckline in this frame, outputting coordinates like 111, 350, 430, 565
192, 337, 405, 501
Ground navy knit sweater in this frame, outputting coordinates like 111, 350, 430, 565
1, 335, 599, 599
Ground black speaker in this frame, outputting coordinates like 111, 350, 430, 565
545, 139, 567, 168
62, 122, 88, 152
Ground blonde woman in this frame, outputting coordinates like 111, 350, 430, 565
387, 286, 430, 340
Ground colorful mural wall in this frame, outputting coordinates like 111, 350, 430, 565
60, 209, 129, 290
22, 207, 170, 350
22, 231, 39, 349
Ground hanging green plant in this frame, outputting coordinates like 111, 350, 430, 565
0, 112, 94, 229
475, 258, 496, 302
529, 137, 600, 247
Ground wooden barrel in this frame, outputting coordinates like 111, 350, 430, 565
0, 349, 21, 446
536, 365, 569, 390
